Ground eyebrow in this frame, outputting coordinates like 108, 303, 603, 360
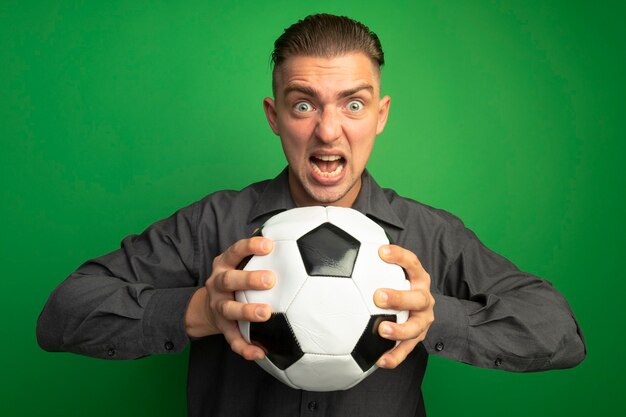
283, 83, 374, 99
338, 84, 374, 98
284, 84, 318, 98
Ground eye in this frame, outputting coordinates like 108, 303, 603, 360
347, 100, 364, 112
294, 101, 314, 112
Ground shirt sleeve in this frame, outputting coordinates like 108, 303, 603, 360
36, 202, 203, 360
422, 225, 586, 372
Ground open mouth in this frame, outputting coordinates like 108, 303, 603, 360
310, 155, 345, 178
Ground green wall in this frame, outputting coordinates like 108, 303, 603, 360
2, 1, 624, 415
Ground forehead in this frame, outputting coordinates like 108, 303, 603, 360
273, 53, 381, 97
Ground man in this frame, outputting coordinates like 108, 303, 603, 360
37, 14, 586, 417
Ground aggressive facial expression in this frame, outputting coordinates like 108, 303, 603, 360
264, 53, 390, 207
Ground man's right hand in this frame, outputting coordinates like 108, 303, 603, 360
185, 236, 275, 361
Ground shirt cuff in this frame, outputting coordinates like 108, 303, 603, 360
142, 287, 198, 354
422, 293, 469, 362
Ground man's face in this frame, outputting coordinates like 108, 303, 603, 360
264, 53, 390, 207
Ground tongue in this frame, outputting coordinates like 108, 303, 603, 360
315, 159, 342, 173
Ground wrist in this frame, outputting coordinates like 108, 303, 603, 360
185, 287, 218, 338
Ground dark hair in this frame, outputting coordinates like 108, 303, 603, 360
271, 14, 384, 92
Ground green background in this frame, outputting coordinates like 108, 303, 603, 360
2, 0, 624, 415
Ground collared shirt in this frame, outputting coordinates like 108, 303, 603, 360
37, 169, 586, 417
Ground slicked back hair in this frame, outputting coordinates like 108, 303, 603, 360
271, 14, 384, 95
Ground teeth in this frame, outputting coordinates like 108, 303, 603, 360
314, 155, 341, 161
311, 162, 344, 177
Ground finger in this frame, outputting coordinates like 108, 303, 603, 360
374, 288, 432, 311
378, 244, 420, 268
377, 314, 433, 341
218, 299, 272, 322
378, 245, 430, 289
240, 344, 267, 361
218, 237, 274, 269
379, 244, 424, 272
215, 269, 276, 292
221, 320, 266, 361
377, 338, 420, 369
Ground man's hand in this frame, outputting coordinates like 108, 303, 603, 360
374, 244, 435, 369
185, 236, 275, 361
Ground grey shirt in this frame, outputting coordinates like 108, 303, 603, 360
37, 169, 586, 417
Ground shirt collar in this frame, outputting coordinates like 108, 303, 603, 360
248, 168, 405, 230
353, 170, 405, 230
247, 168, 296, 224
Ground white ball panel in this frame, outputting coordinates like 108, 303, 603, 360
255, 357, 299, 390
285, 354, 366, 391
396, 309, 409, 324
237, 319, 251, 342
261, 206, 327, 241
342, 362, 379, 390
326, 206, 389, 244
234, 287, 248, 305
241, 241, 308, 313
287, 278, 369, 355
351, 242, 410, 319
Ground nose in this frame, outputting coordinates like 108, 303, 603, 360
314, 107, 342, 143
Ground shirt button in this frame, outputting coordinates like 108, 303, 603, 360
435, 342, 445, 352
308, 401, 318, 411
164, 341, 174, 351
494, 357, 503, 367
107, 348, 116, 357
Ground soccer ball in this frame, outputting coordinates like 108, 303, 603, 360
236, 206, 409, 391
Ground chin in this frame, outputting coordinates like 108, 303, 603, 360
304, 185, 352, 206
291, 169, 357, 207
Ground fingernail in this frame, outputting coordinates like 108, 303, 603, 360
255, 307, 267, 318
262, 273, 273, 287
261, 239, 273, 252
378, 291, 389, 304
381, 324, 392, 336
381, 246, 391, 256
378, 358, 386, 368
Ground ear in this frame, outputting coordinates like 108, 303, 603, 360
263, 97, 280, 136
375, 95, 391, 135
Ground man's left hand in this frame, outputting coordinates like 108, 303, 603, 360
374, 244, 435, 369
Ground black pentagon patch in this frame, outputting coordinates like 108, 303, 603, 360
249, 313, 303, 370
296, 222, 360, 278
351, 315, 397, 372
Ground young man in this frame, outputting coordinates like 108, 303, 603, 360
37, 14, 585, 417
